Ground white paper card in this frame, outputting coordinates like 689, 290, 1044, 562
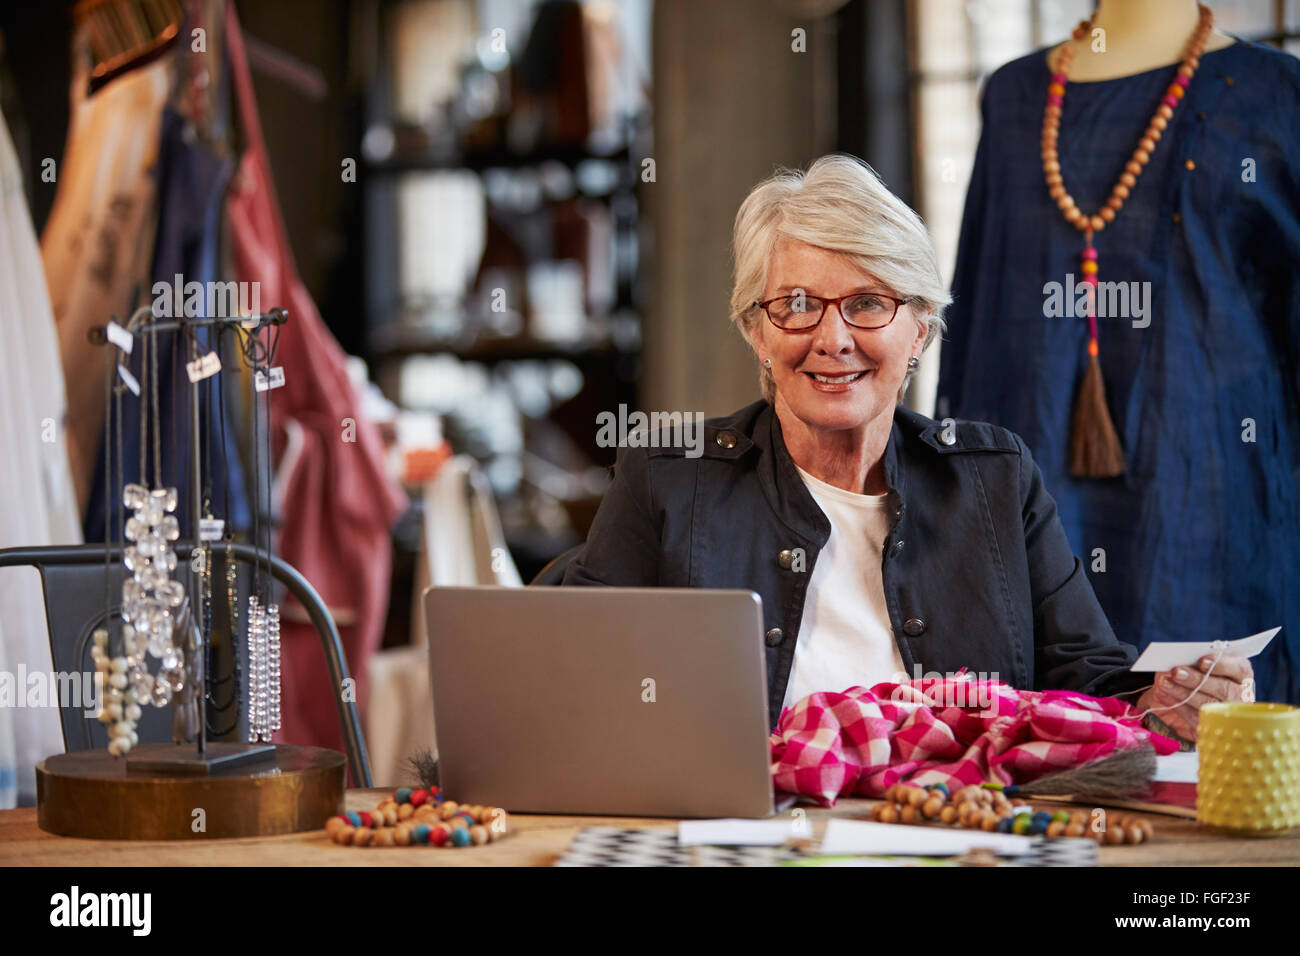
678, 819, 801, 847
198, 518, 226, 542
1153, 751, 1199, 784
105, 321, 134, 354
186, 352, 222, 382
1130, 627, 1280, 672
254, 367, 285, 392
117, 363, 140, 395
819, 819, 1033, 857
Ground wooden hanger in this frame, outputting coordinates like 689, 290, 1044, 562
75, 0, 185, 91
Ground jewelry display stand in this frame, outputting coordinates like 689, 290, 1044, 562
36, 307, 346, 840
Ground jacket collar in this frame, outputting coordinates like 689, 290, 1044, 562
703, 400, 922, 540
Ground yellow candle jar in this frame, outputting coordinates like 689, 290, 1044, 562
1197, 702, 1300, 836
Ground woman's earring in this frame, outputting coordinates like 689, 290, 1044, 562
907, 356, 920, 371
762, 358, 772, 369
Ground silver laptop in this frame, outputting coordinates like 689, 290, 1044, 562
423, 586, 779, 818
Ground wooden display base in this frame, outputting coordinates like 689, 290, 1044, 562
36, 744, 344, 840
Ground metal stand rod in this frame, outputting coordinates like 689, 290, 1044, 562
190, 373, 206, 755
86, 308, 288, 345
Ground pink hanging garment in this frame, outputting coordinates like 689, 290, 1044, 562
224, 4, 407, 753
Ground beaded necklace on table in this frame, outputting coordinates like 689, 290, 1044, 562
324, 786, 512, 849
1042, 3, 1214, 477
873, 782, 1155, 845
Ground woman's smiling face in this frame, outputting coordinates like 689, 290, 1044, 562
757, 238, 928, 434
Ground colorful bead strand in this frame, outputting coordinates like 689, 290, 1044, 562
323, 786, 512, 849
870, 783, 1154, 845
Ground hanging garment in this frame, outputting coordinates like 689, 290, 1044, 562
770, 680, 1180, 807
936, 41, 1300, 704
0, 105, 84, 807
39, 53, 170, 516
224, 3, 407, 753
81, 102, 251, 544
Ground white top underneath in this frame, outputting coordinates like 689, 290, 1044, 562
780, 465, 907, 712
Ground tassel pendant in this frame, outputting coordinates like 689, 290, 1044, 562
1069, 232, 1126, 477
984, 743, 1156, 799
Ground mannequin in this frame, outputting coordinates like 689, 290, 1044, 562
1052, 0, 1235, 80
937, 3, 1300, 706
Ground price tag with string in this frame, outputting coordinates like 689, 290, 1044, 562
105, 320, 134, 354
199, 518, 226, 542
117, 363, 140, 395
186, 351, 222, 383
254, 367, 285, 392
1129, 627, 1279, 671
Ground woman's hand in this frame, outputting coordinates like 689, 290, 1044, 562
1136, 654, 1254, 742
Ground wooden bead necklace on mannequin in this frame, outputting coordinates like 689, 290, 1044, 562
1042, 1, 1233, 477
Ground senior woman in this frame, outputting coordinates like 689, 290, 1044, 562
563, 154, 1251, 742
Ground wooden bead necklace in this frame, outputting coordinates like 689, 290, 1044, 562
324, 785, 511, 849
870, 783, 1154, 845
1043, 3, 1214, 478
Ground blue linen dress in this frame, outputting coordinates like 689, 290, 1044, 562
936, 40, 1300, 704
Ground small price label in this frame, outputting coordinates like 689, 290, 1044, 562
254, 367, 286, 392
117, 363, 140, 395
199, 518, 226, 542
186, 352, 222, 382
105, 321, 134, 354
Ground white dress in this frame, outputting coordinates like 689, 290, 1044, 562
0, 104, 83, 807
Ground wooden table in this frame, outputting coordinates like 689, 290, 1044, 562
1, 790, 1296, 866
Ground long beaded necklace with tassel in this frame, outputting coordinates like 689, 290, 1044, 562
1042, 3, 1213, 477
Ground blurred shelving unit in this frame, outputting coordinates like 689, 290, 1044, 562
356, 0, 652, 581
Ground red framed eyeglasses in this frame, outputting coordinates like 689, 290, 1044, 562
754, 291, 912, 331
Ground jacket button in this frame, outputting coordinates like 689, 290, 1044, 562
938, 429, 956, 447
903, 618, 926, 636
715, 430, 738, 449
778, 549, 794, 569
889, 539, 904, 558
764, 627, 783, 647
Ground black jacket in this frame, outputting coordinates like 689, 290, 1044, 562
564, 399, 1146, 729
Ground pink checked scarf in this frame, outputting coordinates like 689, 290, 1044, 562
769, 678, 1180, 807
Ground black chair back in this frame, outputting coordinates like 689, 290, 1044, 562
0, 543, 372, 786
528, 544, 585, 585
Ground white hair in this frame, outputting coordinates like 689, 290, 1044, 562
729, 154, 951, 402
